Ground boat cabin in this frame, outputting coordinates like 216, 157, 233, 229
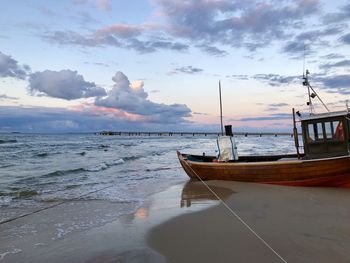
300, 110, 350, 159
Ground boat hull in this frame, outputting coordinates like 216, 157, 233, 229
177, 151, 350, 187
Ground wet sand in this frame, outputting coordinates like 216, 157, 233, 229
0, 182, 225, 262
2, 181, 350, 262
148, 181, 350, 262
1, 200, 162, 262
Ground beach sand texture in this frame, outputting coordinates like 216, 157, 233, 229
2, 180, 350, 262
148, 181, 350, 263
0, 182, 215, 263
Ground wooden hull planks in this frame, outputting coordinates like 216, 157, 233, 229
177, 151, 350, 187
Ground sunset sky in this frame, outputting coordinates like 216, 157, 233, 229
1, 0, 350, 132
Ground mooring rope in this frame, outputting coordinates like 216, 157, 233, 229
184, 162, 288, 263
0, 166, 180, 225
0, 184, 114, 225
1, 160, 285, 262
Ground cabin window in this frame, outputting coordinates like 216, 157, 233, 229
307, 122, 324, 142
324, 122, 334, 140
316, 123, 324, 140
307, 120, 345, 143
307, 124, 316, 141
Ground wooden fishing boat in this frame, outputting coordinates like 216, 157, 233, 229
177, 151, 350, 187
178, 71, 350, 187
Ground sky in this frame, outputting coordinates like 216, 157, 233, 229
0, 0, 350, 133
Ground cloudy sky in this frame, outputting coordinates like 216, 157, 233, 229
0, 0, 350, 132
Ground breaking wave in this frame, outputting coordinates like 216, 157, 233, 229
85, 159, 125, 172
85, 163, 108, 172
42, 168, 86, 178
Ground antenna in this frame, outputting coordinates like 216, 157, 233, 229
219, 81, 224, 135
302, 44, 314, 114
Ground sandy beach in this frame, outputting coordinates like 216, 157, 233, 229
0, 181, 219, 262
2, 180, 350, 262
149, 181, 350, 262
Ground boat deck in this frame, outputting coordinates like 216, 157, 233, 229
187, 153, 304, 163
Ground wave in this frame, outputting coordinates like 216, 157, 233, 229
42, 168, 86, 178
0, 164, 15, 168
86, 163, 108, 172
120, 143, 136, 147
152, 151, 164, 156
98, 144, 110, 149
107, 159, 125, 166
86, 159, 125, 172
123, 156, 142, 161
12, 189, 39, 198
30, 159, 126, 178
0, 139, 17, 144
0, 196, 13, 207
0, 248, 22, 261
132, 176, 153, 181
146, 167, 172, 172
35, 152, 49, 157
65, 184, 80, 189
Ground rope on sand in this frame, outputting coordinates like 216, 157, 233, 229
185, 163, 288, 263
1, 160, 286, 262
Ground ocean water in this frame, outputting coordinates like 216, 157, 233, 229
0, 133, 297, 223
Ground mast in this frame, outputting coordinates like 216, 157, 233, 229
303, 70, 313, 114
303, 70, 330, 114
292, 108, 300, 159
219, 81, 224, 135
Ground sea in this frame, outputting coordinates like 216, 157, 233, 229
0, 133, 297, 224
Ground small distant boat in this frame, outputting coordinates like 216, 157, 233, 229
178, 71, 350, 187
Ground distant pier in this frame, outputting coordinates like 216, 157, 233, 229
97, 131, 295, 137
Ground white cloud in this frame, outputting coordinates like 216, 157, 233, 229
95, 71, 191, 123
29, 70, 106, 100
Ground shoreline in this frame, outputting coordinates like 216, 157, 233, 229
0, 180, 223, 262
3, 179, 350, 262
148, 181, 350, 262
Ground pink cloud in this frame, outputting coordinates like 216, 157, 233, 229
70, 102, 146, 121
96, 24, 142, 38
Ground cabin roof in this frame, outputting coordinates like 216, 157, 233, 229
299, 110, 349, 121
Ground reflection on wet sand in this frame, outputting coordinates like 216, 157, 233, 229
180, 180, 235, 208
0, 181, 236, 263
150, 182, 350, 262
135, 207, 149, 219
